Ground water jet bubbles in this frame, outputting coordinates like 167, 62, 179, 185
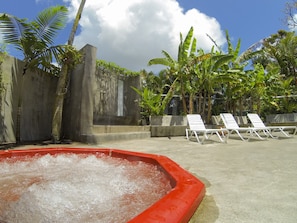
0, 153, 171, 223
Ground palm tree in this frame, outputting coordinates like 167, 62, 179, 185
52, 0, 86, 142
0, 5, 70, 142
0, 2, 86, 143
0, 6, 69, 75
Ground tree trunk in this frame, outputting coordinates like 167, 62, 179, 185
256, 98, 261, 114
51, 0, 86, 142
197, 92, 202, 114
189, 93, 193, 114
232, 100, 236, 115
239, 96, 243, 116
181, 92, 187, 114
51, 65, 69, 142
202, 92, 207, 118
207, 93, 212, 124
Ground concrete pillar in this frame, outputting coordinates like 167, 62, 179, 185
63, 44, 97, 141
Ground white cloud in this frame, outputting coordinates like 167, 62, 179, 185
288, 14, 297, 32
64, 0, 226, 72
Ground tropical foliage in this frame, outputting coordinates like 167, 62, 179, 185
136, 27, 297, 123
0, 3, 296, 132
97, 60, 139, 76
251, 30, 297, 114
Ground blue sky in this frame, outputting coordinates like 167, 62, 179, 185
0, 0, 291, 72
182, 0, 289, 50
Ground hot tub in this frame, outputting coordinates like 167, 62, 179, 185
0, 148, 205, 222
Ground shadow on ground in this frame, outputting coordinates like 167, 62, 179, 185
189, 175, 219, 223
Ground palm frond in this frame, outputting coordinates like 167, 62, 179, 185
0, 14, 28, 49
237, 49, 262, 63
148, 49, 176, 67
206, 33, 222, 52
225, 30, 233, 54
182, 26, 194, 56
234, 38, 241, 58
33, 5, 68, 45
213, 54, 234, 70
25, 45, 66, 74
161, 50, 175, 64
148, 57, 172, 67
189, 37, 197, 56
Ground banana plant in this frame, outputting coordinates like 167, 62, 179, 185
193, 48, 235, 122
148, 26, 197, 114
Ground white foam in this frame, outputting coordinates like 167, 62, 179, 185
0, 153, 172, 223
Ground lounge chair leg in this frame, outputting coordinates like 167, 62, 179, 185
264, 129, 278, 139
235, 130, 248, 141
252, 130, 267, 140
279, 128, 291, 137
215, 132, 225, 143
194, 132, 202, 144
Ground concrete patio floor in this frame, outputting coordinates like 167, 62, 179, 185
12, 133, 297, 223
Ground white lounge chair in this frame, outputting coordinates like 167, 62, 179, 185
247, 113, 297, 138
186, 114, 228, 144
220, 113, 268, 141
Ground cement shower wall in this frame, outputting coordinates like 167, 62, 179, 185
0, 54, 57, 143
93, 66, 141, 125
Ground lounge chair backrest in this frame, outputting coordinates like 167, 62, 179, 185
220, 113, 240, 129
187, 114, 206, 131
247, 113, 266, 128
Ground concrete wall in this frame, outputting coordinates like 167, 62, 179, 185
93, 62, 141, 125
0, 55, 22, 143
266, 113, 297, 124
150, 115, 188, 137
20, 65, 57, 141
0, 44, 142, 144
0, 54, 57, 143
212, 115, 249, 127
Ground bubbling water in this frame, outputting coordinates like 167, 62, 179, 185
0, 153, 172, 223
